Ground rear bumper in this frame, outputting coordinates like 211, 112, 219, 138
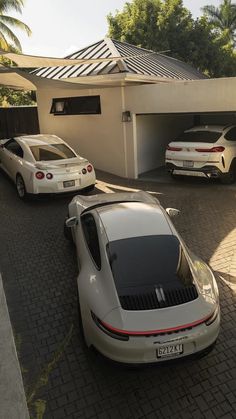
84, 309, 220, 365
32, 173, 96, 194
166, 163, 223, 178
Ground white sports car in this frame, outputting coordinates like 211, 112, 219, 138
0, 134, 96, 199
64, 191, 220, 364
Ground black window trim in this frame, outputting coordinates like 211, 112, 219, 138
50, 95, 101, 116
81, 213, 102, 271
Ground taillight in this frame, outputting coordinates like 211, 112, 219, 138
91, 312, 129, 341
46, 173, 53, 180
167, 145, 182, 151
87, 164, 93, 173
82, 168, 87, 174
35, 171, 45, 180
195, 146, 225, 153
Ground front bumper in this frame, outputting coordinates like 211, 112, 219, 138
166, 163, 223, 178
84, 310, 220, 364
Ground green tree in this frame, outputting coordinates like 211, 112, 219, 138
0, 0, 31, 51
107, 0, 236, 77
202, 0, 236, 45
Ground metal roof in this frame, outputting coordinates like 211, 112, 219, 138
31, 38, 206, 81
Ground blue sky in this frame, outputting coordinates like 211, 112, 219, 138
11, 0, 221, 57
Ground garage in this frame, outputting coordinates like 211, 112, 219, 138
135, 112, 236, 177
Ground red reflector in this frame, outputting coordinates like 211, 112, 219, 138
167, 145, 182, 151
195, 146, 225, 153
87, 164, 93, 173
46, 173, 53, 179
35, 171, 45, 180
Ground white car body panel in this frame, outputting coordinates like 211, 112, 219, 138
0, 134, 96, 195
66, 191, 220, 364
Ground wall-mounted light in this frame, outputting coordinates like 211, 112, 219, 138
122, 111, 132, 122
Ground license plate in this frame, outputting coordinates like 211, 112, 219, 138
157, 344, 183, 358
63, 180, 75, 188
183, 160, 194, 168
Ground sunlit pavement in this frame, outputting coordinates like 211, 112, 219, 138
1, 168, 236, 419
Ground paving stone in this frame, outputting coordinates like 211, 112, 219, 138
1, 170, 236, 418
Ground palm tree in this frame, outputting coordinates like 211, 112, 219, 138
0, 0, 31, 51
202, 0, 236, 45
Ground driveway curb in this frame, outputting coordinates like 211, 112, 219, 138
0, 274, 29, 419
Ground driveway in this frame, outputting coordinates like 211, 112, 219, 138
0, 169, 236, 419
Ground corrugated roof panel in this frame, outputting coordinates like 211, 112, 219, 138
32, 38, 206, 81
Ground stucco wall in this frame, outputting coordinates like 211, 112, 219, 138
124, 78, 236, 114
36, 86, 127, 177
136, 114, 193, 175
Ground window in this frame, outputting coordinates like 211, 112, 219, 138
30, 143, 76, 161
81, 214, 101, 269
176, 130, 222, 143
50, 96, 101, 115
106, 235, 193, 293
225, 127, 236, 141
4, 139, 24, 158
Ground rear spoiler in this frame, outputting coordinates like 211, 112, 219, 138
72, 191, 160, 214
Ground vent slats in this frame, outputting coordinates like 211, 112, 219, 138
119, 285, 198, 311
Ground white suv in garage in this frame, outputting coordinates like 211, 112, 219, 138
165, 125, 236, 184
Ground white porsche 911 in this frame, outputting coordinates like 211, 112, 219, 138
0, 134, 96, 199
64, 191, 220, 364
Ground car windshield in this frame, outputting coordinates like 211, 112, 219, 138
175, 130, 222, 143
106, 235, 193, 292
30, 143, 76, 161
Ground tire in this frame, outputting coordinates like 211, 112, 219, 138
170, 171, 179, 180
220, 163, 236, 184
16, 174, 27, 200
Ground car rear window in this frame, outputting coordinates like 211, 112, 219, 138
107, 235, 193, 292
175, 130, 222, 143
30, 143, 76, 161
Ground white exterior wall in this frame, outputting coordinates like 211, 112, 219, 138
36, 86, 127, 178
136, 115, 193, 175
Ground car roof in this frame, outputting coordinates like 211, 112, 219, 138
15, 134, 64, 147
185, 125, 233, 133
97, 202, 173, 241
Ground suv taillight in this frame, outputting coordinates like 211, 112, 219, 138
87, 164, 93, 172
167, 145, 182, 151
195, 146, 225, 153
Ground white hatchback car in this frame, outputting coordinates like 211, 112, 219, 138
64, 191, 220, 365
0, 134, 96, 199
166, 125, 236, 183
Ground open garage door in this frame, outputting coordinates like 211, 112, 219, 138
136, 112, 236, 177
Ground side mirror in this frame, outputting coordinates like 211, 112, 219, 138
65, 216, 78, 228
166, 208, 180, 217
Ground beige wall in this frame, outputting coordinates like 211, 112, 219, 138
36, 86, 127, 177
136, 114, 193, 175
124, 77, 236, 114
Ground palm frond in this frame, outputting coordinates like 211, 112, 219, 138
0, 20, 22, 50
0, 0, 24, 14
0, 14, 31, 36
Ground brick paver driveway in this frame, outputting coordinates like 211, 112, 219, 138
1, 169, 236, 419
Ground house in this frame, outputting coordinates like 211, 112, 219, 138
2, 38, 236, 179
